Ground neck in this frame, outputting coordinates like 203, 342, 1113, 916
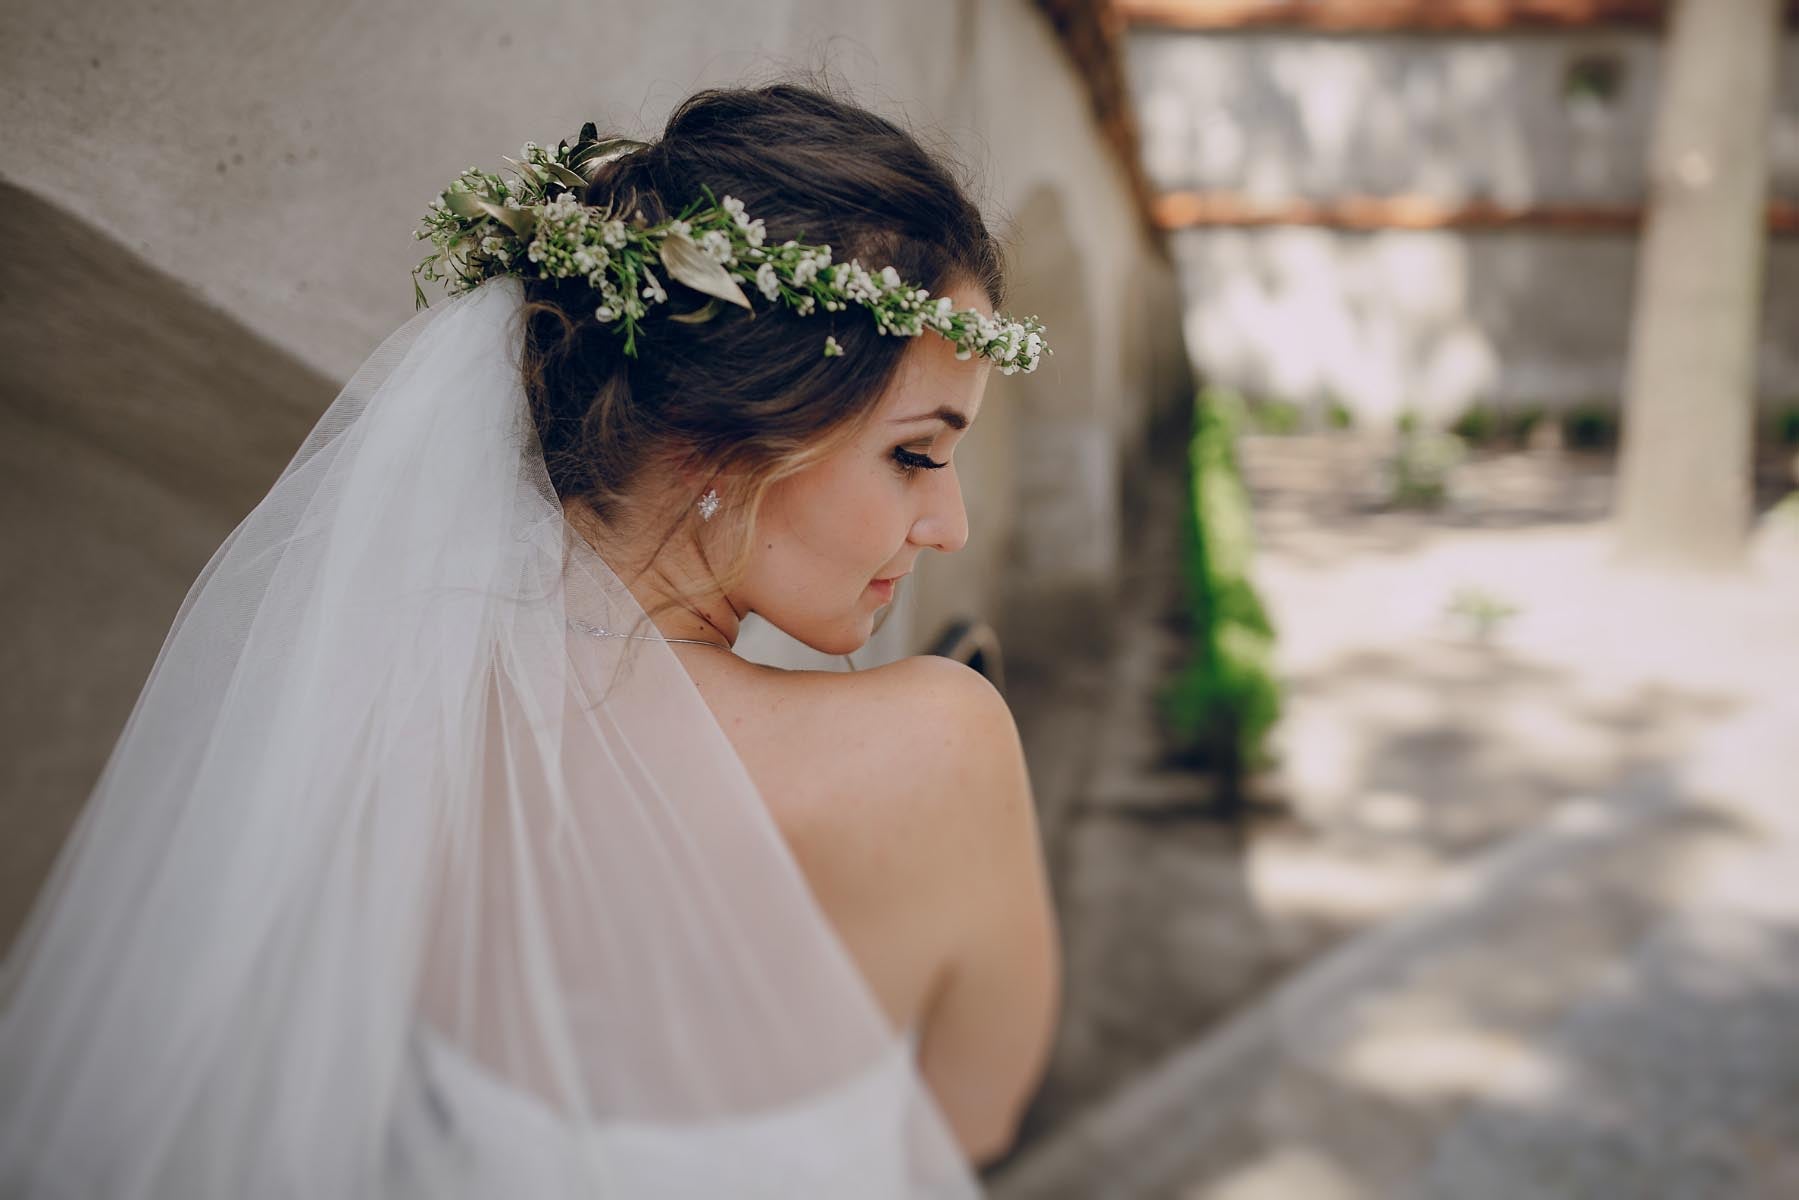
561, 498, 742, 648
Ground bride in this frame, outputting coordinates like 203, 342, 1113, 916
0, 82, 1059, 1196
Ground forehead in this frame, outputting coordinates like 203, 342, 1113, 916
871, 279, 995, 425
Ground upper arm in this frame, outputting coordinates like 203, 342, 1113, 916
889, 657, 1062, 1166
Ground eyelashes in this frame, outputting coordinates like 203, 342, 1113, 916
891, 446, 948, 475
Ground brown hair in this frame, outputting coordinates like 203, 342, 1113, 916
518, 80, 1007, 607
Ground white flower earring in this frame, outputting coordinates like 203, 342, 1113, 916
696, 488, 721, 521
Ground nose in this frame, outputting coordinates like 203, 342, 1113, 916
910, 464, 970, 554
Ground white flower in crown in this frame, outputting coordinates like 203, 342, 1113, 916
791, 245, 831, 287
640, 266, 668, 304
754, 262, 781, 301
698, 230, 735, 265
411, 132, 1051, 373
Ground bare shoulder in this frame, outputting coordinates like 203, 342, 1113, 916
735, 652, 1030, 836
846, 654, 1024, 768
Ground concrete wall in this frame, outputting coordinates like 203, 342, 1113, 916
0, 0, 1192, 947
1126, 27, 1799, 426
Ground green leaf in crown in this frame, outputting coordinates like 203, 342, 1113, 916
411, 130, 1050, 375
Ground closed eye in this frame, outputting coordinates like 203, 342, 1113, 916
892, 446, 948, 475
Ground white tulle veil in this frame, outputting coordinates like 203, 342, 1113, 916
0, 277, 981, 1197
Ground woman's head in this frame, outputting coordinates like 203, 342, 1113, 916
723, 275, 993, 654
522, 81, 1009, 653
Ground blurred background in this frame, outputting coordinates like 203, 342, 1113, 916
4, 0, 1797, 1195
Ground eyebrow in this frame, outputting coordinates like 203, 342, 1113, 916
892, 406, 968, 431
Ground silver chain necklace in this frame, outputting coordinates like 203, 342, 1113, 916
565, 616, 732, 651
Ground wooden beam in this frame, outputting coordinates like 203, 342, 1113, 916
1114, 0, 1799, 33
1151, 190, 1799, 234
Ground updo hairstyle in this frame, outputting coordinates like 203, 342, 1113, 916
520, 80, 1007, 589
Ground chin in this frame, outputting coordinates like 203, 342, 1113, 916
775, 612, 873, 658
798, 625, 872, 658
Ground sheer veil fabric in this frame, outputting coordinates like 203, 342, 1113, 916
0, 278, 982, 1197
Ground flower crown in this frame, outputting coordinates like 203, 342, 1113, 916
412, 123, 1050, 375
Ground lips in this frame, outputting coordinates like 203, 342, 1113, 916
867, 573, 903, 602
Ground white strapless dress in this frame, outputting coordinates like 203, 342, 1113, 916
388, 1024, 928, 1198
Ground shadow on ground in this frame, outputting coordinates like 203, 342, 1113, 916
993, 426, 1799, 1189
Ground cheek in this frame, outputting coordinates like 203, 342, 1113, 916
768, 463, 906, 575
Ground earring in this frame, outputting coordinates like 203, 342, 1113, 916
697, 488, 721, 521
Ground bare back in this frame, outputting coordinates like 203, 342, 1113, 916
670, 647, 1061, 1164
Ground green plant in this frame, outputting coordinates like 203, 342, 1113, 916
1326, 400, 1354, 430
1453, 403, 1546, 446
1396, 410, 1420, 436
1385, 431, 1467, 508
1562, 403, 1618, 450
1161, 388, 1283, 806
1775, 404, 1799, 446
1450, 404, 1500, 445
1509, 404, 1547, 445
1445, 586, 1521, 640
1249, 400, 1301, 435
